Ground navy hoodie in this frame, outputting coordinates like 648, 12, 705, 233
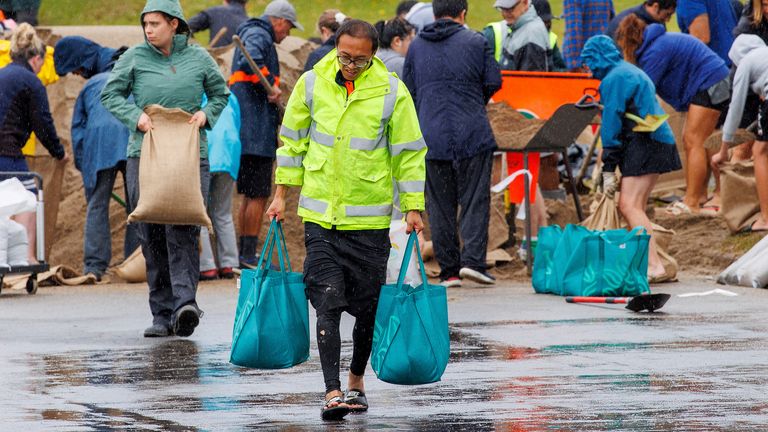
54, 36, 117, 79
403, 19, 502, 161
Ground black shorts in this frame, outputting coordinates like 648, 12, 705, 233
619, 134, 682, 177
237, 155, 273, 198
690, 84, 729, 112
757, 101, 768, 142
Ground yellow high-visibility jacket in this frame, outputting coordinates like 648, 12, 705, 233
276, 50, 426, 230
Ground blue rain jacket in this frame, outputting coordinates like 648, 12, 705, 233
580, 35, 674, 150
71, 72, 130, 196
204, 93, 241, 179
54, 36, 117, 79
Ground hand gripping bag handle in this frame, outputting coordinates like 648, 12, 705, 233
395, 231, 430, 292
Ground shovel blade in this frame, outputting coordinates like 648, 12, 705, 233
625, 293, 671, 312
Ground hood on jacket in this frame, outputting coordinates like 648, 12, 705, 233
636, 23, 665, 60
512, 3, 540, 31
53, 36, 117, 78
419, 19, 464, 42
236, 15, 276, 42
141, 0, 189, 34
729, 34, 766, 67
580, 35, 623, 80
405, 2, 435, 33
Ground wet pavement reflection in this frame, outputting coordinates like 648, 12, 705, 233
2, 283, 768, 430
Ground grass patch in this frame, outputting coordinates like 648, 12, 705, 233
39, 0, 676, 40
723, 232, 766, 255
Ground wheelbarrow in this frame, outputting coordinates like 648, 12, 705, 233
0, 172, 49, 295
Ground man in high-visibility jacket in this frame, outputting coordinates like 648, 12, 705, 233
267, 19, 426, 421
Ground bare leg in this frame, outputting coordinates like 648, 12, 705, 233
239, 197, 267, 237
682, 105, 721, 210
12, 211, 37, 264
618, 174, 665, 277
530, 185, 548, 238
753, 141, 768, 230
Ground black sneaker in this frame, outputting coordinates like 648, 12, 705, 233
173, 305, 201, 337
459, 267, 496, 285
144, 323, 172, 338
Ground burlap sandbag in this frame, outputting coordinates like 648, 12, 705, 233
114, 247, 147, 283
720, 161, 760, 233
581, 194, 621, 231
651, 223, 678, 282
128, 105, 211, 229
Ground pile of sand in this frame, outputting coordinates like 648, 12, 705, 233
487, 101, 546, 150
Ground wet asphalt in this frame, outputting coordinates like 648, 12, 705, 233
1, 275, 767, 431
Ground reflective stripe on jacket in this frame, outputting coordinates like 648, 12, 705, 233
487, 20, 508, 62
275, 50, 426, 230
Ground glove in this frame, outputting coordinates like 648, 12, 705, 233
602, 171, 618, 199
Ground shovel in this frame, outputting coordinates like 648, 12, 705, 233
565, 293, 671, 312
575, 94, 669, 132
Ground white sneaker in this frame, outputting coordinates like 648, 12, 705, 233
459, 267, 496, 285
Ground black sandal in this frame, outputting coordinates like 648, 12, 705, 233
344, 389, 369, 412
321, 395, 350, 421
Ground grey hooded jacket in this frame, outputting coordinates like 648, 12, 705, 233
722, 34, 768, 142
500, 4, 550, 71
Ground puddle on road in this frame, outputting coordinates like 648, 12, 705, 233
12, 319, 768, 431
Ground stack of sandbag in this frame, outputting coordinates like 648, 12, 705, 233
0, 178, 36, 267
718, 235, 768, 288
720, 161, 760, 233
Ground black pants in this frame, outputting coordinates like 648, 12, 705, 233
126, 158, 210, 326
426, 150, 493, 280
303, 223, 389, 394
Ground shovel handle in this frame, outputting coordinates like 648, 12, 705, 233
566, 296, 629, 304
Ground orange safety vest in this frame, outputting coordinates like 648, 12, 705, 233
228, 67, 280, 87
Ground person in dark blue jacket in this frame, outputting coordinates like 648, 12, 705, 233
581, 35, 680, 283
230, 0, 302, 268
616, 17, 730, 216
403, 0, 502, 287
54, 36, 139, 280
676, 0, 738, 66
0, 23, 68, 263
188, 0, 249, 48
304, 9, 346, 72
605, 0, 677, 39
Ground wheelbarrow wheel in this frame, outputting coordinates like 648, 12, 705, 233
26, 275, 38, 295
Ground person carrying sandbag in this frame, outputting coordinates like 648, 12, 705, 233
101, 0, 229, 338
581, 35, 681, 283
267, 19, 426, 421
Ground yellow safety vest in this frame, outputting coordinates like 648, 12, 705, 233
549, 31, 558, 50
486, 20, 510, 63
275, 50, 426, 230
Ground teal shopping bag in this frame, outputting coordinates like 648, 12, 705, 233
561, 226, 651, 297
230, 220, 310, 369
532, 225, 563, 294
371, 232, 450, 385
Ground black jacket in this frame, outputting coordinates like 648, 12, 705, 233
0, 60, 64, 159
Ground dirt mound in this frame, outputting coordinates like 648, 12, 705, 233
487, 101, 546, 150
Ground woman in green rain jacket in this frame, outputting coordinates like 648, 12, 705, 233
101, 0, 229, 339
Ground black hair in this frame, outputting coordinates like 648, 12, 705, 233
645, 0, 676, 9
143, 11, 190, 35
374, 18, 415, 49
228, 0, 248, 4
396, 1, 419, 16
433, 0, 468, 19
335, 19, 380, 53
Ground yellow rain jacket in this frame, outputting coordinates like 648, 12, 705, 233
276, 50, 426, 231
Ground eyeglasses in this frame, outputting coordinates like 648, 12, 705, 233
337, 56, 371, 68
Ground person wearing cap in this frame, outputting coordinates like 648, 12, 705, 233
532, 0, 567, 71
101, 0, 230, 338
268, 18, 426, 421
304, 9, 347, 72
231, 0, 302, 269
54, 36, 139, 281
483, 0, 551, 71
605, 0, 677, 39
188, 0, 249, 48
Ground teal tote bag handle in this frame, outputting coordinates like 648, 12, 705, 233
395, 231, 430, 292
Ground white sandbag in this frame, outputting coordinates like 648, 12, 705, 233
718, 235, 768, 288
0, 178, 36, 218
386, 219, 422, 286
0, 219, 8, 267
6, 219, 28, 267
